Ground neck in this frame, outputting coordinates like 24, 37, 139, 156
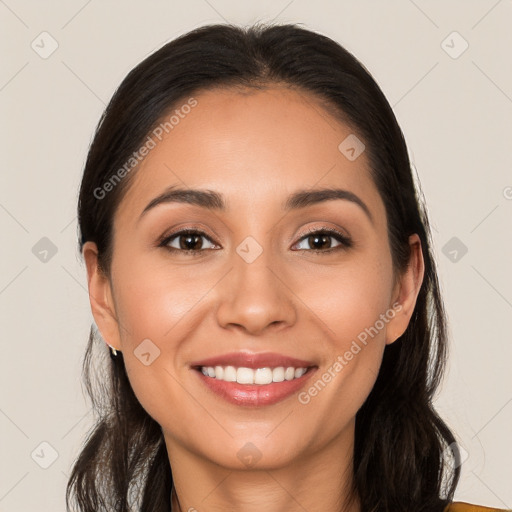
166, 424, 360, 512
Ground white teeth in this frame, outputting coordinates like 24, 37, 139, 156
214, 366, 224, 380
272, 367, 285, 382
284, 367, 295, 380
295, 368, 306, 378
200, 365, 308, 384
223, 366, 237, 382
254, 368, 273, 385
236, 367, 254, 384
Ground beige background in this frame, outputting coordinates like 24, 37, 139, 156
1, 1, 511, 510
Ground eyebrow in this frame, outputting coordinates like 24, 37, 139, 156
139, 186, 373, 224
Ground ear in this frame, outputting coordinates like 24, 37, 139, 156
82, 241, 121, 352
385, 233, 425, 345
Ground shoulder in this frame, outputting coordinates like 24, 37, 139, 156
444, 501, 511, 512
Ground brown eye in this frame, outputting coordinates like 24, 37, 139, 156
161, 230, 217, 253
293, 229, 352, 252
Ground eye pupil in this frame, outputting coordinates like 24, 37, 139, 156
180, 234, 202, 250
309, 234, 331, 250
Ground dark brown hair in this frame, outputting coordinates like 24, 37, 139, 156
68, 22, 461, 512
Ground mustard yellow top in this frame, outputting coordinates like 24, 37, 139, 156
444, 501, 511, 512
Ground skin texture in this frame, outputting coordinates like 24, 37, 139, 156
83, 86, 424, 512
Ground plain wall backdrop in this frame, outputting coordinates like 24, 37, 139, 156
1, 1, 511, 510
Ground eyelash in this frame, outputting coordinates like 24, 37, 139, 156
158, 226, 353, 256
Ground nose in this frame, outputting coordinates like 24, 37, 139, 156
215, 244, 297, 336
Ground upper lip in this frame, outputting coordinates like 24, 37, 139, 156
190, 351, 316, 370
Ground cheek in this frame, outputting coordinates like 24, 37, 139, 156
110, 262, 201, 431
108, 252, 221, 419
292, 251, 394, 413
112, 253, 211, 344
296, 251, 395, 349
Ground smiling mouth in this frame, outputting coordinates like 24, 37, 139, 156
192, 364, 318, 407
196, 365, 311, 385
189, 351, 318, 406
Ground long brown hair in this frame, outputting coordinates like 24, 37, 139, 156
68, 22, 461, 512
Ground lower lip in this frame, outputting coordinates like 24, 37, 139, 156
194, 368, 317, 407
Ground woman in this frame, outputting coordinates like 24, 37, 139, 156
66, 22, 507, 512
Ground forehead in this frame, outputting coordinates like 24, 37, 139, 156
115, 85, 384, 224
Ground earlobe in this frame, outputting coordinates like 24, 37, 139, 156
385, 234, 425, 345
82, 241, 121, 352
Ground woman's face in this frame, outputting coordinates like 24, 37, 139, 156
85, 86, 423, 471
